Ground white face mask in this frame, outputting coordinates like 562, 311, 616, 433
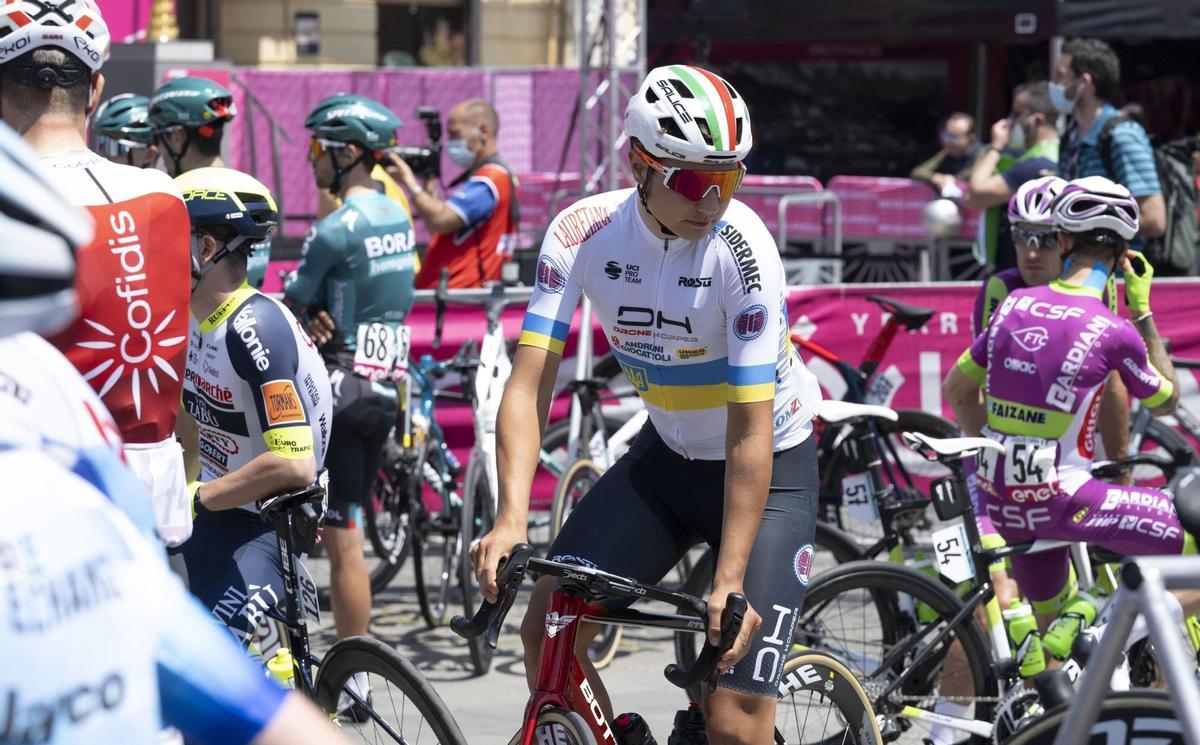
446, 127, 480, 168
1049, 81, 1079, 115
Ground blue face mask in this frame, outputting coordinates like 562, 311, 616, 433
446, 129, 478, 168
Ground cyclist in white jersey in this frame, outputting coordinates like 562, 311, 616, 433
0, 0, 194, 547
0, 108, 350, 745
473, 65, 822, 744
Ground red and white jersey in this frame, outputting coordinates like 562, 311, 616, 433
40, 151, 191, 444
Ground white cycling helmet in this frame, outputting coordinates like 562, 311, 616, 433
624, 65, 752, 164
1008, 175, 1067, 227
0, 119, 93, 337
0, 0, 110, 71
1052, 176, 1140, 241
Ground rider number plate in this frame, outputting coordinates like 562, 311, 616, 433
1001, 436, 1057, 488
841, 472, 878, 524
353, 323, 411, 382
932, 523, 975, 584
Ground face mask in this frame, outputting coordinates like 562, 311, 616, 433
446, 126, 480, 168
1049, 81, 1078, 114
1008, 118, 1027, 153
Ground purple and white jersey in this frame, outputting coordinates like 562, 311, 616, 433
956, 279, 1171, 500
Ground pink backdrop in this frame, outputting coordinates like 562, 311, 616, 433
97, 0, 154, 43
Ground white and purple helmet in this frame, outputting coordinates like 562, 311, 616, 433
1052, 176, 1140, 241
1008, 175, 1067, 227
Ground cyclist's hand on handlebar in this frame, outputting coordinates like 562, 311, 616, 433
469, 522, 527, 603
304, 311, 337, 347
708, 581, 761, 673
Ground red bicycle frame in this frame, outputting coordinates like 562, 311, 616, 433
517, 590, 616, 745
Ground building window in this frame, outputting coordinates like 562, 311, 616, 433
378, 2, 468, 67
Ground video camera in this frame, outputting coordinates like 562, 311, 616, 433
390, 106, 442, 181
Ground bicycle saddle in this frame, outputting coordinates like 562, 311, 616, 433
866, 295, 936, 330
564, 377, 609, 394
904, 431, 1003, 459
258, 483, 326, 520
1171, 466, 1200, 542
817, 400, 898, 425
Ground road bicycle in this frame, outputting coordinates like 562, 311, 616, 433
254, 481, 467, 744
1003, 556, 1200, 745
450, 543, 882, 745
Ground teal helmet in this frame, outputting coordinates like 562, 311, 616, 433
148, 76, 237, 132
304, 94, 401, 150
94, 94, 154, 145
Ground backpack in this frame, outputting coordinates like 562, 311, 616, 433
1098, 115, 1199, 274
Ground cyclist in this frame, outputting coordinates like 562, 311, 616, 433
472, 65, 823, 745
0, 115, 350, 745
944, 175, 1190, 631
0, 0, 194, 546
284, 94, 417, 649
174, 166, 332, 645
93, 92, 158, 168
149, 75, 273, 288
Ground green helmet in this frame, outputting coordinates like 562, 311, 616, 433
149, 76, 237, 132
304, 94, 401, 150
93, 94, 154, 145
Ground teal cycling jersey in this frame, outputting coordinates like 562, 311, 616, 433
284, 190, 416, 354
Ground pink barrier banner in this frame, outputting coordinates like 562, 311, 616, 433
97, 0, 153, 43
787, 279, 1200, 426
828, 175, 980, 241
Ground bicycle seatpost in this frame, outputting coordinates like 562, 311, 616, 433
433, 267, 450, 350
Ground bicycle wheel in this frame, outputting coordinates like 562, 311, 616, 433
796, 560, 996, 740
1003, 690, 1178, 745
314, 635, 467, 745
459, 462, 495, 675
364, 459, 415, 594
1134, 416, 1197, 488
820, 409, 960, 541
550, 458, 604, 543
506, 707, 599, 745
412, 439, 460, 630
673, 521, 864, 703
777, 649, 883, 745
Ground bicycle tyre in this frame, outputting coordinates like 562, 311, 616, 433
549, 458, 604, 543
364, 462, 416, 595
506, 706, 599, 745
777, 649, 884, 745
673, 521, 865, 703
798, 560, 997, 735
314, 635, 468, 745
411, 438, 459, 630
1002, 690, 1179, 745
459, 462, 495, 676
1134, 416, 1199, 488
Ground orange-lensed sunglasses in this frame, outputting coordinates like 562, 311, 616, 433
634, 146, 745, 201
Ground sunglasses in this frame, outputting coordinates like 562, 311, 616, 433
309, 137, 347, 162
634, 147, 744, 202
97, 135, 149, 158
1012, 226, 1059, 251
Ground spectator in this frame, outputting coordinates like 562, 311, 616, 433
967, 81, 1060, 270
1054, 38, 1166, 238
385, 98, 519, 289
910, 112, 981, 193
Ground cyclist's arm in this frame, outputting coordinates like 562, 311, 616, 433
965, 147, 1010, 209
1123, 314, 1179, 416
945, 333, 988, 435
283, 225, 340, 317
198, 300, 318, 511
1098, 372, 1131, 465
496, 344, 562, 532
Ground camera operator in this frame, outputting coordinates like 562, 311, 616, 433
385, 98, 519, 289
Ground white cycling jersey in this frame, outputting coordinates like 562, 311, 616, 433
0, 332, 155, 534
0, 448, 288, 745
522, 189, 820, 459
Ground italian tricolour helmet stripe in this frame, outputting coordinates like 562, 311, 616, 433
670, 64, 735, 153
